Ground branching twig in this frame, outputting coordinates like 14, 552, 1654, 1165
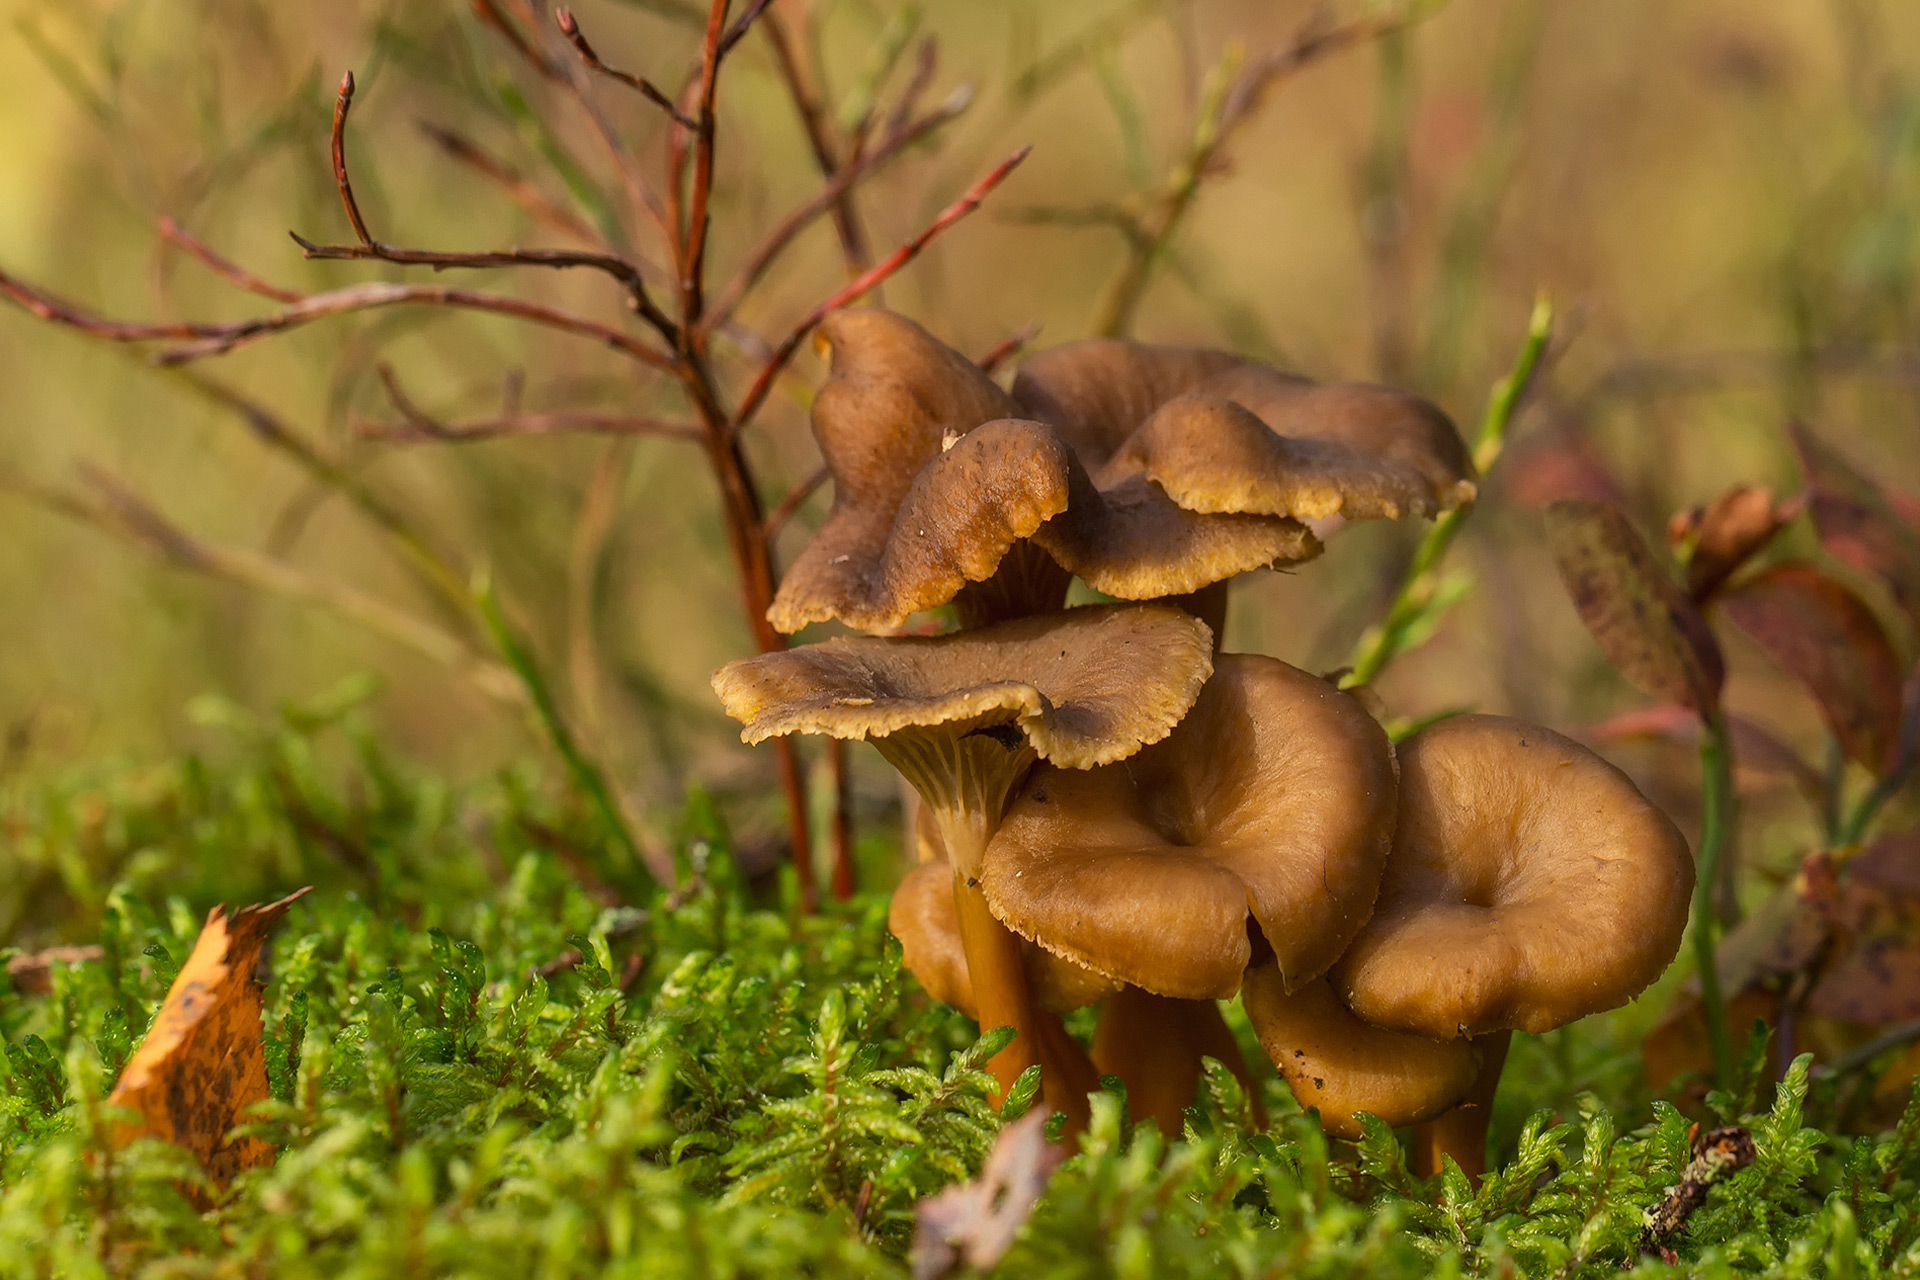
760, 7, 872, 278
704, 89, 971, 329
734, 145, 1032, 431
1637, 1128, 1756, 1263
556, 7, 697, 128
311, 71, 676, 337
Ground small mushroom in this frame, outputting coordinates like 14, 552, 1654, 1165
1240, 966, 1482, 1140
983, 653, 1398, 1000
713, 603, 1214, 1125
1013, 340, 1476, 522
1328, 713, 1692, 1173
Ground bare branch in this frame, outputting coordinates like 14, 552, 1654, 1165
734, 145, 1031, 431
555, 7, 697, 128
679, 0, 731, 324
470, 0, 563, 79
0, 276, 681, 368
310, 72, 678, 340
360, 411, 702, 445
157, 218, 303, 303
705, 89, 971, 329
763, 464, 829, 541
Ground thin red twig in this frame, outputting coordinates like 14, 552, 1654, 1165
977, 321, 1041, 374
0, 271, 675, 368
734, 144, 1031, 431
157, 218, 304, 304
760, 9, 871, 279
470, 0, 562, 79
360, 412, 702, 444
679, 0, 731, 325
555, 8, 697, 128
704, 93, 970, 329
315, 74, 677, 339
763, 464, 829, 541
331, 72, 376, 248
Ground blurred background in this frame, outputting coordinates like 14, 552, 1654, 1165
1, 0, 1917, 897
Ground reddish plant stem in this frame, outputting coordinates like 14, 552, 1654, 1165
827, 737, 855, 900
977, 322, 1041, 374
733, 145, 1032, 431
360, 412, 702, 444
556, 7, 697, 127
760, 7, 872, 277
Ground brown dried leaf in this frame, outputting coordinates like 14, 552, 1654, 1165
1791, 422, 1920, 634
1546, 499, 1724, 716
1668, 484, 1800, 602
107, 888, 310, 1187
1809, 937, 1920, 1025
911, 1109, 1064, 1280
1720, 564, 1903, 772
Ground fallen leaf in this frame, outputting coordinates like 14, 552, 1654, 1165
1809, 937, 1920, 1024
1668, 484, 1800, 602
1791, 422, 1920, 634
1720, 564, 1903, 772
911, 1108, 1064, 1280
5, 944, 103, 996
107, 888, 310, 1188
1546, 498, 1724, 716
1502, 437, 1626, 510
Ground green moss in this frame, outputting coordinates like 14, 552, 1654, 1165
3, 714, 1920, 1277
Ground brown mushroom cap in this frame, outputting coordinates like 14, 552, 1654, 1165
1013, 340, 1475, 522
1330, 714, 1694, 1039
713, 603, 1214, 876
769, 310, 1070, 634
890, 857, 1119, 1016
1032, 464, 1321, 600
1242, 965, 1482, 1139
980, 654, 1397, 1000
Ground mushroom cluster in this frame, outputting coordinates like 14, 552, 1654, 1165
713, 309, 1694, 1165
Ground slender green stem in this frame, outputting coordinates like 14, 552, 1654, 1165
1695, 710, 1736, 1092
475, 572, 647, 882
1343, 292, 1552, 689
1838, 764, 1908, 845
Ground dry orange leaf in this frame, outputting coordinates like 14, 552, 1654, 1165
107, 888, 310, 1187
1791, 422, 1920, 634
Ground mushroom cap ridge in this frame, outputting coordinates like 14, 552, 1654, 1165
981, 653, 1398, 1000
712, 603, 1214, 771
1330, 714, 1694, 1039
1012, 339, 1475, 522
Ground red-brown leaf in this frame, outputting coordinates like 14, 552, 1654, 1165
1584, 703, 1825, 800
1547, 498, 1725, 716
1668, 484, 1800, 602
1720, 563, 1903, 772
1791, 422, 1920, 633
